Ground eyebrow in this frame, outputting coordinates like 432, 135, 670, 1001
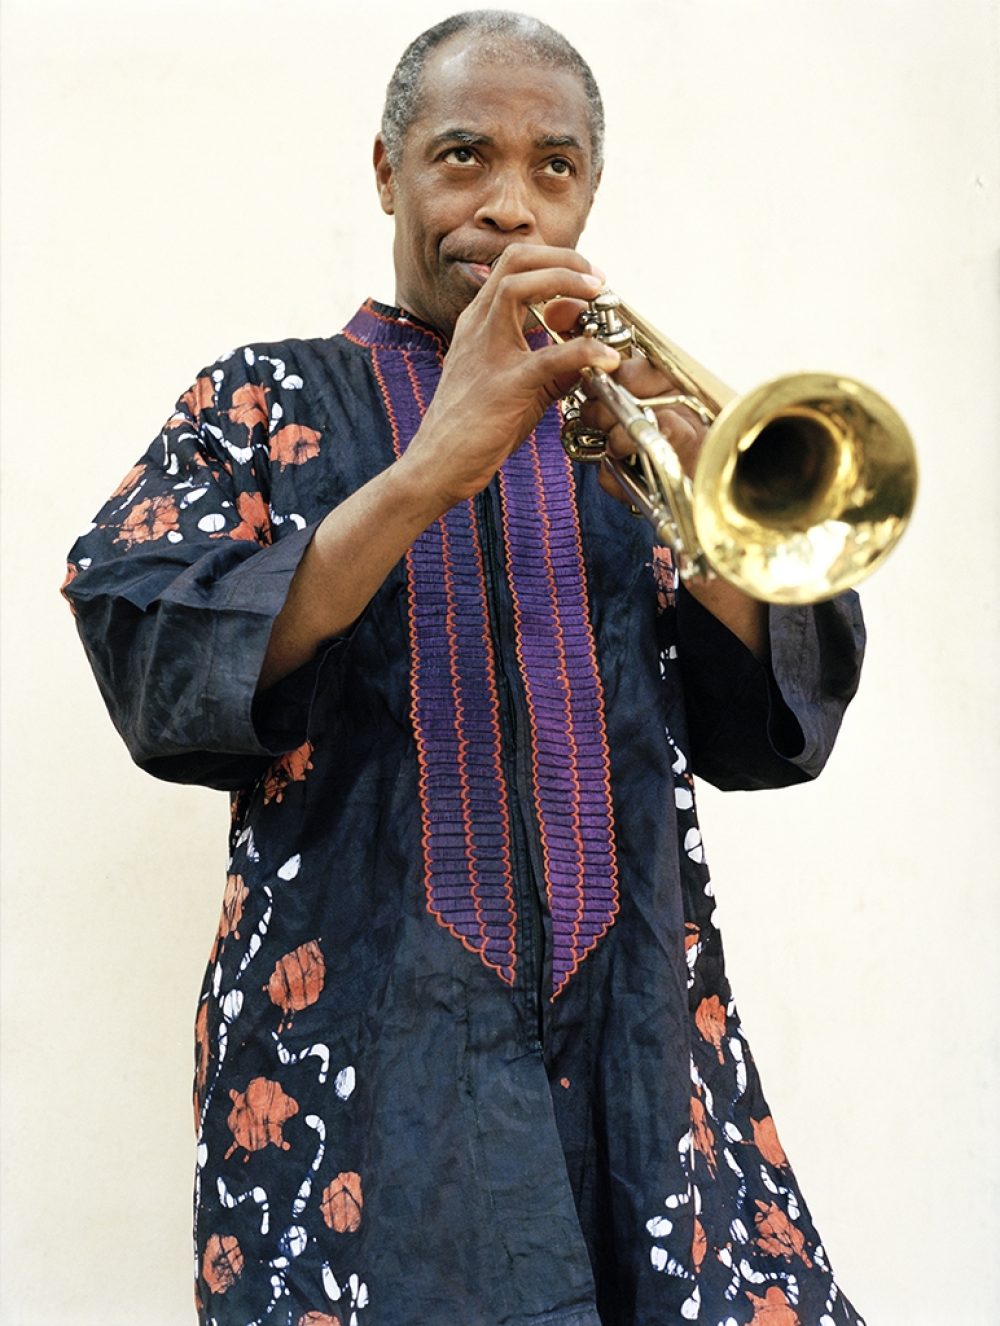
535, 134, 584, 151
427, 129, 585, 152
428, 129, 494, 150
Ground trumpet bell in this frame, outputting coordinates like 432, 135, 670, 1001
538, 288, 918, 605
693, 373, 918, 604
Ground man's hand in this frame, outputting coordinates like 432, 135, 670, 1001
396, 244, 622, 514
578, 348, 771, 661
576, 352, 709, 496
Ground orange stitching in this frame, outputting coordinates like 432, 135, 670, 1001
500, 434, 620, 999
403, 354, 515, 983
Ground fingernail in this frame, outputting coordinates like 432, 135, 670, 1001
590, 266, 607, 284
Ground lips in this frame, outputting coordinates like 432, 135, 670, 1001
447, 246, 508, 288
455, 260, 493, 287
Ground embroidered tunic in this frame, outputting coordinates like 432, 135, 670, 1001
65, 303, 866, 1326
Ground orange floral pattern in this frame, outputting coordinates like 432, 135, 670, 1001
752, 1115, 789, 1169
321, 1171, 364, 1234
694, 993, 727, 1064
754, 1199, 814, 1267
114, 494, 180, 548
225, 1076, 299, 1161
201, 1233, 243, 1295
747, 1285, 802, 1324
181, 375, 216, 417
211, 873, 248, 963
267, 940, 325, 1027
271, 423, 322, 470
194, 1001, 211, 1120
220, 872, 248, 939
692, 1217, 707, 1272
230, 489, 273, 544
262, 741, 314, 804
111, 461, 148, 498
648, 544, 677, 613
228, 383, 270, 438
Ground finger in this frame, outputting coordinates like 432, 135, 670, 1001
606, 408, 703, 478
655, 408, 704, 476
615, 360, 708, 440
578, 395, 705, 476
598, 463, 633, 506
576, 397, 640, 460
534, 296, 591, 336
520, 337, 621, 401
487, 265, 605, 317
582, 402, 701, 452
489, 243, 602, 282
612, 355, 685, 398
578, 396, 621, 441
606, 422, 639, 460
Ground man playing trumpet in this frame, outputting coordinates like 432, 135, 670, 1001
65, 11, 866, 1325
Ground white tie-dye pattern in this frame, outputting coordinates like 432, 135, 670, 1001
217, 1175, 270, 1235
272, 1033, 331, 1084
323, 1264, 371, 1323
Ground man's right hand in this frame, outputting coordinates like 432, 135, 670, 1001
396, 243, 621, 516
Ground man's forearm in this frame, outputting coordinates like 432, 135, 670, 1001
257, 455, 447, 693
682, 577, 770, 661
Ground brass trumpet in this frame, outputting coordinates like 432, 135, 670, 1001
532, 291, 918, 605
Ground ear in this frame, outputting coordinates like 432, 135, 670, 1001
373, 135, 395, 216
590, 164, 603, 202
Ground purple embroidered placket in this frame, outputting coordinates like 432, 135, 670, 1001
346, 302, 619, 997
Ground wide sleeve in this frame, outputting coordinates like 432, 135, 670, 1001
63, 353, 340, 790
674, 584, 866, 791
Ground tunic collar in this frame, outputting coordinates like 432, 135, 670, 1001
344, 300, 448, 354
344, 298, 550, 355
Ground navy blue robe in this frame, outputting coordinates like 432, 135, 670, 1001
65, 302, 866, 1326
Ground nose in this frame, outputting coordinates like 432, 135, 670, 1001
474, 168, 537, 233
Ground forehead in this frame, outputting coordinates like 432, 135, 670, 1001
409, 36, 593, 156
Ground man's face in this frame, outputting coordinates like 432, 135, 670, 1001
374, 36, 599, 338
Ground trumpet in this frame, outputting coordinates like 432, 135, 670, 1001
531, 291, 918, 605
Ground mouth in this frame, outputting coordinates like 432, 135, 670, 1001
446, 242, 514, 288
452, 258, 496, 288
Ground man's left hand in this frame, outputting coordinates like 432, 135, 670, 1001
576, 353, 709, 500
577, 350, 771, 661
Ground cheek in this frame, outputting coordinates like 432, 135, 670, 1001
404, 213, 444, 267
396, 223, 435, 284
538, 195, 591, 247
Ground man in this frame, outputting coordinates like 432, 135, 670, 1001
65, 12, 866, 1325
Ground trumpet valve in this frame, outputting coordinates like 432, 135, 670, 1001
560, 389, 609, 461
580, 290, 634, 352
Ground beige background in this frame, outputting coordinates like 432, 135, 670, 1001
2, 0, 998, 1322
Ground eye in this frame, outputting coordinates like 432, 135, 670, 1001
441, 146, 479, 166
542, 156, 576, 178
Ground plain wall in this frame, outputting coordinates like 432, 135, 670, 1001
2, 1, 998, 1322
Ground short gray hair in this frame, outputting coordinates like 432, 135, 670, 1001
381, 10, 604, 172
